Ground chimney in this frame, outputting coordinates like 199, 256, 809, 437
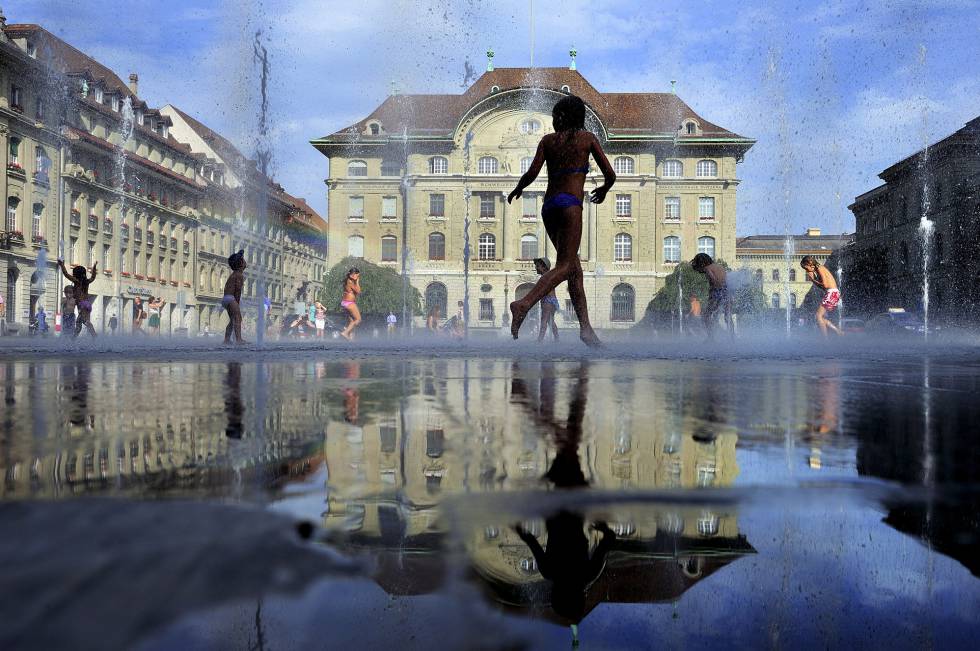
806, 227, 822, 237
128, 73, 138, 96
670, 79, 677, 94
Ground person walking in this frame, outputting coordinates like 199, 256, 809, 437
386, 311, 397, 336
339, 267, 361, 341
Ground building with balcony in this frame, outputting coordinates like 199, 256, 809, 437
311, 57, 753, 331
0, 15, 325, 334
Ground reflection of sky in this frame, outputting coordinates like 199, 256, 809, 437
19, 1, 980, 235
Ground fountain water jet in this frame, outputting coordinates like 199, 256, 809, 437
112, 97, 136, 330
782, 234, 794, 337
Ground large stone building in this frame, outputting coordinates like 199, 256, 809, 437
842, 116, 980, 322
736, 228, 852, 311
311, 59, 753, 331
0, 17, 325, 335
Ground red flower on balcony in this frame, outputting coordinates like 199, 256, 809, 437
121, 271, 131, 277
103, 269, 112, 275
147, 276, 156, 281
71, 209, 81, 217
6, 161, 24, 172
134, 274, 144, 280
170, 281, 178, 286
31, 235, 47, 245
183, 281, 191, 287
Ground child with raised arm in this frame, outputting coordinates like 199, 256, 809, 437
691, 253, 734, 340
222, 249, 247, 345
801, 255, 843, 337
507, 95, 616, 347
57, 258, 98, 338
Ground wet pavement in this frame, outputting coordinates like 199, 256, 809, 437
0, 343, 978, 649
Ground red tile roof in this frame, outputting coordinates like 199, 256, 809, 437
316, 67, 750, 142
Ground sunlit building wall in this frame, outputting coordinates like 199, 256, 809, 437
312, 63, 753, 330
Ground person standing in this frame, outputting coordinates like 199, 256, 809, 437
0, 290, 5, 321
314, 301, 327, 338
147, 297, 165, 336
222, 250, 247, 344
386, 311, 397, 336
339, 267, 361, 341
61, 287, 76, 337
36, 305, 49, 335
132, 297, 147, 335
108, 313, 118, 335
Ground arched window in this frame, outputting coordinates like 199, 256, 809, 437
613, 156, 635, 174
662, 160, 683, 178
520, 156, 534, 174
519, 119, 541, 134
697, 236, 715, 258
789, 268, 797, 282
686, 121, 697, 135
425, 282, 448, 318
478, 233, 496, 260
31, 203, 43, 240
611, 283, 635, 322
380, 235, 397, 262
772, 293, 780, 309
477, 156, 498, 174
369, 123, 380, 135
772, 269, 780, 282
6, 197, 19, 232
790, 293, 798, 308
348, 235, 364, 258
429, 156, 448, 174
755, 268, 763, 282
428, 232, 445, 260
8, 137, 20, 164
663, 235, 680, 263
614, 233, 632, 262
696, 160, 717, 177
347, 160, 367, 176
520, 234, 538, 260
35, 146, 51, 182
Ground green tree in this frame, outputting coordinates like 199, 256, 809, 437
323, 256, 422, 317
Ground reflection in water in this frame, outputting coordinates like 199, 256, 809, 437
1, 355, 976, 646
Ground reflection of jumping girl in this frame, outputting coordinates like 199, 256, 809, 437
507, 95, 616, 347
340, 267, 361, 341
534, 258, 560, 342
57, 258, 98, 338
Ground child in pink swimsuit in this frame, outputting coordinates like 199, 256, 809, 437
339, 267, 361, 341
58, 258, 98, 338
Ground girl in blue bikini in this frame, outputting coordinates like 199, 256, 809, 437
507, 95, 615, 347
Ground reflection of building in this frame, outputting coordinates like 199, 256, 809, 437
320, 360, 754, 614
736, 229, 852, 311
842, 116, 980, 321
0, 16, 324, 334
312, 57, 753, 330
0, 362, 327, 498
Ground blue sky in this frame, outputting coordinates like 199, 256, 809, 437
18, 0, 980, 235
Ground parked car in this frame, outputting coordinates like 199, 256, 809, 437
841, 318, 865, 334
865, 309, 926, 335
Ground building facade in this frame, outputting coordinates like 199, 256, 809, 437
0, 18, 324, 335
311, 61, 753, 331
736, 228, 852, 311
842, 116, 980, 322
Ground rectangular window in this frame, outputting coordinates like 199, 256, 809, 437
70, 238, 77, 262
479, 298, 494, 321
698, 197, 715, 220
520, 237, 538, 260
103, 245, 110, 270
35, 97, 44, 121
429, 193, 445, 217
615, 194, 632, 217
664, 197, 680, 221
349, 196, 364, 219
479, 194, 495, 219
381, 237, 397, 262
522, 194, 538, 218
382, 197, 397, 219
10, 84, 22, 109
89, 242, 96, 265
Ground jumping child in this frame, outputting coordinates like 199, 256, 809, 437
801, 255, 842, 337
57, 258, 98, 338
222, 249, 247, 344
339, 267, 361, 341
534, 257, 561, 342
507, 95, 616, 347
691, 253, 734, 340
